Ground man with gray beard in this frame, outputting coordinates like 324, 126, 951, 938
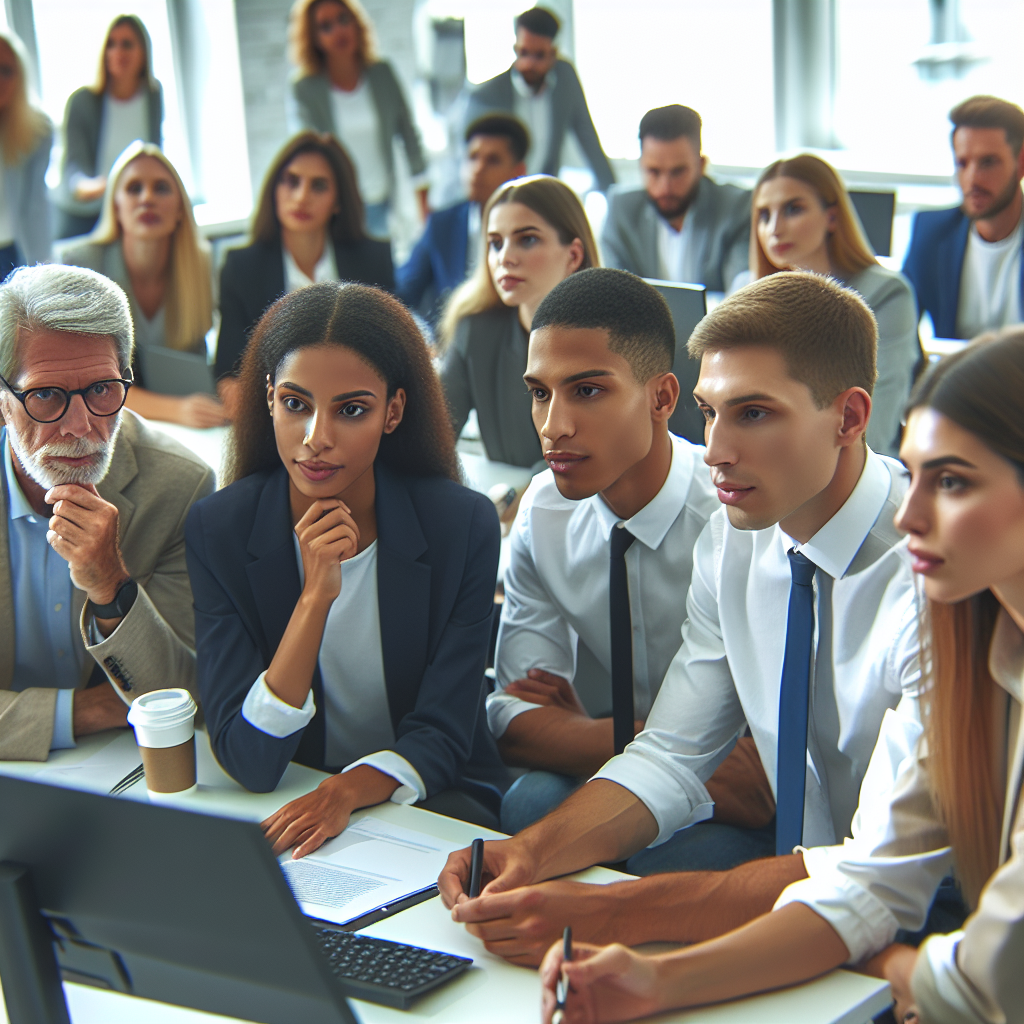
0, 264, 214, 759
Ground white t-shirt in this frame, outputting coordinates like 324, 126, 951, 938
956, 212, 1024, 339
511, 68, 552, 176
97, 90, 149, 179
330, 78, 389, 205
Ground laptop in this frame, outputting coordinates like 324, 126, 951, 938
644, 278, 708, 445
137, 345, 217, 396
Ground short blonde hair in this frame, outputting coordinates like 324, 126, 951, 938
750, 154, 876, 280
91, 142, 212, 354
288, 0, 379, 77
0, 30, 49, 165
688, 271, 877, 407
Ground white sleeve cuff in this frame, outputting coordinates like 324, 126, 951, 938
52, 688, 76, 750
241, 672, 315, 738
344, 750, 426, 804
485, 688, 540, 738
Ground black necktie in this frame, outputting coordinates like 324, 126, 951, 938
775, 549, 816, 855
609, 524, 637, 756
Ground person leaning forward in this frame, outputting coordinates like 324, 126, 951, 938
0, 264, 214, 760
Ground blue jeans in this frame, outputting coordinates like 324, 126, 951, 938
363, 200, 390, 239
501, 770, 583, 834
625, 819, 778, 875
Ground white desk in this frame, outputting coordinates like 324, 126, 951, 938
0, 731, 889, 1024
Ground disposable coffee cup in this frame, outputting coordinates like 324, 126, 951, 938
127, 689, 198, 802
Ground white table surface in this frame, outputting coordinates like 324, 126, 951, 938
0, 730, 889, 1024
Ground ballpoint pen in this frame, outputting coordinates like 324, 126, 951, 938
468, 837, 484, 898
552, 925, 571, 1024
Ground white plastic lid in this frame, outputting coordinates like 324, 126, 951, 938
127, 688, 197, 735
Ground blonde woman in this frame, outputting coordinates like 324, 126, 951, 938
55, 15, 162, 239
0, 30, 52, 272
62, 142, 223, 428
438, 175, 598, 471
750, 154, 920, 456
288, 0, 428, 237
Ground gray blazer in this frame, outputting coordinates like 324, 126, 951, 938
55, 84, 163, 219
601, 177, 750, 292
2, 123, 53, 264
291, 61, 427, 203
440, 303, 544, 471
0, 411, 215, 760
464, 59, 614, 192
839, 263, 922, 458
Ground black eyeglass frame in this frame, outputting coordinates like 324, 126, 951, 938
0, 369, 134, 423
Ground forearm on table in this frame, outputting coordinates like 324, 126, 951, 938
497, 707, 619, 777
264, 593, 329, 708
336, 763, 402, 811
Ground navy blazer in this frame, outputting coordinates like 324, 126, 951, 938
902, 205, 1024, 339
215, 237, 395, 379
396, 200, 471, 313
184, 461, 506, 806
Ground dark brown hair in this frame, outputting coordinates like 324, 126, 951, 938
906, 327, 1024, 906
250, 132, 364, 247
949, 95, 1024, 155
226, 283, 460, 485
687, 271, 878, 407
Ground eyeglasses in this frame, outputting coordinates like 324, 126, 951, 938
0, 370, 133, 423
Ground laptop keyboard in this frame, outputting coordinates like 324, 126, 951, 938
313, 926, 472, 1009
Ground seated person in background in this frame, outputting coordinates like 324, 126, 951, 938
186, 283, 508, 854
62, 142, 225, 429
216, 131, 394, 413
464, 7, 614, 193
397, 114, 528, 321
750, 154, 920, 457
903, 95, 1024, 340
0, 30, 53, 274
537, 329, 1024, 1024
601, 105, 749, 292
440, 273, 923, 962
439, 175, 598, 472
493, 268, 771, 836
0, 264, 214, 761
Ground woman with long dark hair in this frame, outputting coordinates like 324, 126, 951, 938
538, 328, 1024, 1024
187, 282, 506, 853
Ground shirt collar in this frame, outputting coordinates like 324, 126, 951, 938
283, 243, 338, 291
2, 428, 37, 521
989, 608, 1024, 704
588, 435, 698, 550
785, 447, 894, 580
511, 67, 554, 99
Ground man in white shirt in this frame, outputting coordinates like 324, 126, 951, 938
438, 272, 922, 965
903, 95, 1024, 339
492, 269, 772, 842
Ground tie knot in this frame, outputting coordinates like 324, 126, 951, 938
610, 523, 636, 558
788, 549, 815, 587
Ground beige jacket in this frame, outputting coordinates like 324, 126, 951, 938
0, 412, 215, 760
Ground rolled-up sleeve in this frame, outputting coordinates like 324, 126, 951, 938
241, 671, 315, 737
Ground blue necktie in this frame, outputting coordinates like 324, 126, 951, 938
609, 524, 637, 756
775, 549, 816, 855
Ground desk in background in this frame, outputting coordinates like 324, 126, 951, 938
0, 730, 889, 1024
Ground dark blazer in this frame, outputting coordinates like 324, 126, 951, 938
464, 60, 614, 192
396, 200, 471, 313
184, 461, 506, 807
215, 237, 395, 379
902, 205, 1024, 339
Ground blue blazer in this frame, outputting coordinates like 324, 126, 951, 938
901, 205, 1024, 339
396, 200, 471, 313
184, 460, 506, 807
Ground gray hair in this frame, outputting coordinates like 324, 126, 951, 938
0, 264, 134, 382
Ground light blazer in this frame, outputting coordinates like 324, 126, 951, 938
396, 199, 471, 313
214, 236, 395, 379
184, 461, 507, 807
291, 62, 427, 202
901, 205, 1024, 340
2, 124, 53, 264
601, 177, 751, 292
0, 411, 215, 760
464, 59, 615, 192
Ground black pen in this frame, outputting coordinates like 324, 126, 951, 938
467, 837, 484, 898
552, 925, 571, 1024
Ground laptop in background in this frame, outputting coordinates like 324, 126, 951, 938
848, 190, 895, 258
137, 346, 217, 397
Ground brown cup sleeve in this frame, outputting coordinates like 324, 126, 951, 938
139, 736, 197, 794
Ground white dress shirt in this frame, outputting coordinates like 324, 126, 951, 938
656, 213, 698, 284
511, 68, 553, 176
956, 213, 1023, 339
240, 539, 425, 803
283, 243, 339, 292
329, 77, 390, 205
488, 434, 719, 738
595, 450, 922, 849
777, 608, 1024, 1024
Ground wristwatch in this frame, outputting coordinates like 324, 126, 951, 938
91, 578, 138, 619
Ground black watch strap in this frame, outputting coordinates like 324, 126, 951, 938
91, 578, 138, 619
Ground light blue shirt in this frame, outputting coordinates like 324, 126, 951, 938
2, 429, 80, 748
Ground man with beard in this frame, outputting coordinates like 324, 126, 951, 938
903, 95, 1024, 339
601, 105, 750, 292
0, 264, 214, 760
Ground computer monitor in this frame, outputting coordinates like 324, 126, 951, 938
137, 345, 217, 397
848, 190, 895, 258
0, 775, 357, 1024
644, 278, 708, 445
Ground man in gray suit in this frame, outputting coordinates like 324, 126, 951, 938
0, 265, 214, 760
602, 105, 750, 292
464, 7, 614, 192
